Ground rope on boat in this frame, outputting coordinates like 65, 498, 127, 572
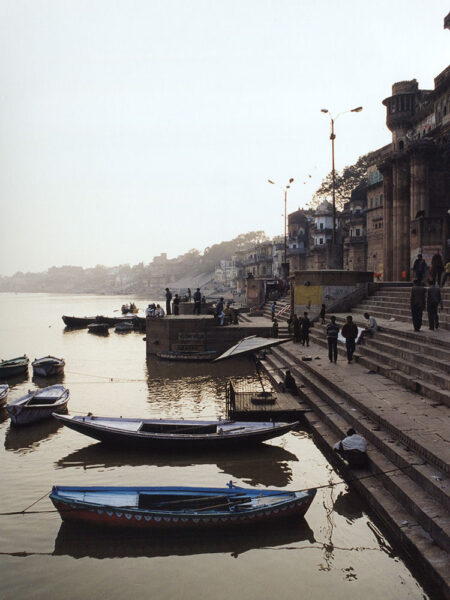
0, 462, 425, 517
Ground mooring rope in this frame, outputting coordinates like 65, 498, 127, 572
0, 461, 425, 517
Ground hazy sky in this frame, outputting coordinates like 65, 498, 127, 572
0, 1, 449, 276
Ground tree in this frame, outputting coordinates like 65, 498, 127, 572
312, 153, 371, 210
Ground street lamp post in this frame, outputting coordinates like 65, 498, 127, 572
320, 107, 363, 246
268, 178, 294, 277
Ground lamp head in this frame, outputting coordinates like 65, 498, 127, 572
320, 109, 328, 114
351, 106, 363, 112
268, 179, 275, 184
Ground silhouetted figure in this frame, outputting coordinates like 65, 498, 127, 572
193, 288, 202, 315
165, 288, 172, 316
427, 281, 443, 330
173, 294, 180, 315
334, 428, 368, 468
326, 315, 339, 363
341, 315, 358, 363
410, 280, 426, 331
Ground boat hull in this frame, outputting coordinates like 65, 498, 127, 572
50, 485, 316, 530
53, 415, 299, 450
0, 356, 29, 379
7, 385, 70, 426
0, 385, 9, 407
32, 357, 65, 377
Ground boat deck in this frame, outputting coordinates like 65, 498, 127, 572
227, 390, 310, 421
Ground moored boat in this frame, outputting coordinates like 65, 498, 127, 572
32, 356, 65, 377
52, 414, 299, 449
7, 384, 69, 426
156, 350, 217, 361
115, 321, 133, 333
0, 356, 29, 378
0, 384, 9, 406
62, 315, 101, 328
49, 483, 317, 530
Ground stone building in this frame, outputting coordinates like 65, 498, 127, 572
380, 65, 450, 280
342, 185, 367, 272
307, 200, 334, 270
287, 209, 311, 272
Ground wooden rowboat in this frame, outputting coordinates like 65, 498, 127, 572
0, 384, 9, 407
0, 356, 29, 378
50, 483, 316, 530
7, 384, 69, 426
52, 414, 299, 450
32, 356, 65, 377
87, 323, 110, 335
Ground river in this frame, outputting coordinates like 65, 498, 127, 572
0, 293, 430, 599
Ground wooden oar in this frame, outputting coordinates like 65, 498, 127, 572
144, 492, 247, 510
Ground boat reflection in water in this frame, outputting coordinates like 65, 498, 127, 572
4, 418, 63, 453
0, 406, 8, 424
53, 518, 316, 560
55, 442, 297, 488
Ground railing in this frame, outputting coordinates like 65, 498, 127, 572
276, 304, 291, 319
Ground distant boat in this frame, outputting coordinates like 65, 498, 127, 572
32, 356, 65, 377
49, 483, 317, 530
52, 414, 299, 450
87, 323, 110, 335
7, 384, 69, 426
0, 384, 9, 406
115, 321, 134, 333
0, 356, 29, 378
62, 315, 101, 328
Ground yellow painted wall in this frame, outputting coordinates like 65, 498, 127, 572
294, 285, 322, 308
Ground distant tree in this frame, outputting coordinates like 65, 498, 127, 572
311, 153, 371, 210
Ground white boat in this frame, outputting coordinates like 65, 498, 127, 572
7, 384, 69, 426
32, 356, 65, 377
0, 384, 9, 407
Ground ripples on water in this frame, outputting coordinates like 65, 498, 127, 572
0, 294, 430, 600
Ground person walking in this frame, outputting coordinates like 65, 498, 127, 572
427, 281, 443, 330
412, 254, 427, 284
271, 301, 276, 321
173, 293, 180, 316
341, 315, 358, 363
292, 314, 301, 343
301, 312, 310, 347
165, 288, 172, 316
193, 288, 201, 315
326, 315, 340, 363
410, 280, 426, 331
430, 249, 444, 286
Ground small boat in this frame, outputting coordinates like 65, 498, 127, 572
52, 414, 299, 449
115, 321, 133, 333
0, 356, 29, 378
7, 384, 69, 426
49, 483, 317, 530
62, 315, 101, 328
0, 384, 9, 406
87, 323, 110, 335
156, 350, 217, 361
32, 356, 65, 377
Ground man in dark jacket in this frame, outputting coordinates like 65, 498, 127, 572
301, 312, 310, 347
412, 254, 427, 284
326, 315, 340, 363
292, 314, 301, 343
165, 288, 172, 316
431, 250, 444, 286
193, 288, 202, 315
410, 280, 426, 331
427, 281, 443, 330
341, 315, 358, 363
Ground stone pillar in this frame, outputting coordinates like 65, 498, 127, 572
381, 163, 393, 281
392, 157, 411, 280
410, 149, 429, 220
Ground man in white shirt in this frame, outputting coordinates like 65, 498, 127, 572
333, 428, 368, 467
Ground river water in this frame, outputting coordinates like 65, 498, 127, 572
0, 293, 430, 600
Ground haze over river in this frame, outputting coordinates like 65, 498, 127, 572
0, 294, 431, 599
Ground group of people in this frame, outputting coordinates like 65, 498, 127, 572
164, 287, 205, 316
410, 279, 444, 331
145, 303, 165, 318
412, 250, 449, 287
287, 312, 311, 346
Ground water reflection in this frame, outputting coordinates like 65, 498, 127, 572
333, 490, 364, 522
53, 519, 316, 560
0, 407, 8, 424
32, 374, 65, 387
1, 372, 29, 388
4, 418, 63, 452
55, 442, 297, 487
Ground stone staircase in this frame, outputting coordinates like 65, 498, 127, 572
261, 340, 450, 595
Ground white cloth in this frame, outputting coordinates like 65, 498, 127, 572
367, 316, 378, 332
333, 434, 367, 453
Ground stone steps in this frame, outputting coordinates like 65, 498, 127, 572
350, 307, 450, 330
360, 299, 450, 316
262, 345, 450, 560
308, 324, 450, 407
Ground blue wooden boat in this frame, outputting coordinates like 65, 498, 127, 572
53, 414, 299, 450
0, 356, 29, 378
0, 384, 9, 407
7, 384, 69, 426
32, 356, 65, 377
50, 483, 316, 530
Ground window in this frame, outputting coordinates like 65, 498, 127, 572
319, 238, 324, 245
319, 222, 324, 230
380, 194, 383, 205
375, 196, 379, 207
356, 228, 361, 236
370, 198, 373, 208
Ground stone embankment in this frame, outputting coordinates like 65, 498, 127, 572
240, 288, 450, 598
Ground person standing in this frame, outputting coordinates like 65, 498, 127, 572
427, 281, 443, 330
187, 288, 192, 302
173, 293, 180, 316
412, 254, 427, 284
193, 288, 202, 315
410, 280, 426, 331
165, 288, 172, 316
326, 315, 340, 363
301, 312, 310, 347
319, 304, 326, 324
442, 260, 450, 288
215, 297, 224, 319
431, 249, 444, 286
272, 319, 279, 338
271, 301, 276, 321
341, 315, 358, 363
292, 314, 301, 343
